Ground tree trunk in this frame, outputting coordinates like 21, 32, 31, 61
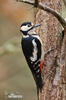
34, 0, 64, 100
17, 0, 66, 100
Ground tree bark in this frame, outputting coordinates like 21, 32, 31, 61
60, 27, 66, 100
34, 0, 64, 100
17, 0, 66, 100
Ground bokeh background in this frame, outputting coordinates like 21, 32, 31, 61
0, 0, 66, 100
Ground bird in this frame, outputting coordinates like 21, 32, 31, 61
20, 22, 44, 94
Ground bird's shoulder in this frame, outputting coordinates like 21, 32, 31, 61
32, 34, 42, 45
22, 33, 42, 46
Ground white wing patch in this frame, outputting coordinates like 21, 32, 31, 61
30, 39, 38, 62
32, 34, 44, 61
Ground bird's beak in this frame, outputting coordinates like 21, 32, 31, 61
32, 24, 41, 28
28, 24, 41, 31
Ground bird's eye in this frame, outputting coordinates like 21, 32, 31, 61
28, 24, 31, 27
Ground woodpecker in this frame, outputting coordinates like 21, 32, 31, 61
20, 22, 43, 92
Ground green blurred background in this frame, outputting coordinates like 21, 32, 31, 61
0, 0, 66, 100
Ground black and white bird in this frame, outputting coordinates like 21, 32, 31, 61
20, 22, 44, 92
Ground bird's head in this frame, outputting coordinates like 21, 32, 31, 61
20, 22, 41, 35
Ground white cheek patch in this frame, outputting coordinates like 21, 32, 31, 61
21, 26, 31, 31
30, 39, 38, 62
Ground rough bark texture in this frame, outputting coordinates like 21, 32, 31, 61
34, 0, 64, 100
61, 27, 66, 100
18, 0, 66, 100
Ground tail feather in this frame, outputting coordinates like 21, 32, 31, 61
33, 71, 43, 92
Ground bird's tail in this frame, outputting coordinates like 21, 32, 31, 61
33, 70, 43, 91
36, 75, 43, 100
36, 72, 43, 92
